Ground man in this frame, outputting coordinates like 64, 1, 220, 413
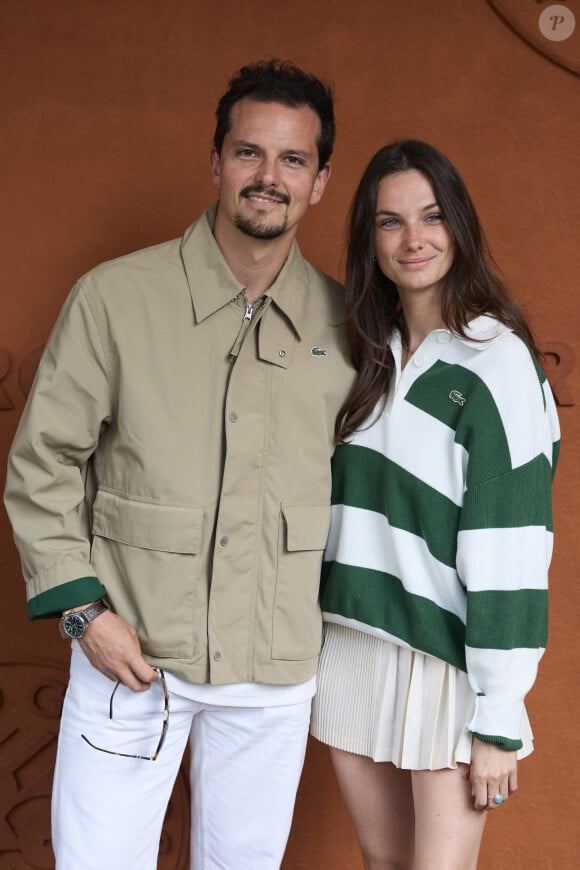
4, 60, 354, 869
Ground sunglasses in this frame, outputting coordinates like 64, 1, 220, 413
81, 668, 169, 761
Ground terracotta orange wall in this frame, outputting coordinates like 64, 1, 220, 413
1, 1, 579, 867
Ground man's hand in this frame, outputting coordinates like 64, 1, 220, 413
469, 737, 518, 811
78, 609, 158, 691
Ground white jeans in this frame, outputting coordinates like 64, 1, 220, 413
52, 645, 311, 869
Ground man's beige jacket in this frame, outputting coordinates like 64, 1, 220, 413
5, 205, 355, 685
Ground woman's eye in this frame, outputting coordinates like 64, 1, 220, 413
379, 218, 399, 228
426, 213, 444, 223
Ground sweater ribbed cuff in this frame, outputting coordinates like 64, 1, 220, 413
472, 732, 523, 752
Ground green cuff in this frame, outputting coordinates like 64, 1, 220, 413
27, 577, 108, 619
472, 732, 523, 752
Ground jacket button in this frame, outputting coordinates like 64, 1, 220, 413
219, 536, 229, 547
279, 350, 286, 357
213, 651, 222, 662
229, 411, 238, 422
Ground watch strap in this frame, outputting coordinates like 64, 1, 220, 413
76, 600, 110, 624
59, 599, 109, 639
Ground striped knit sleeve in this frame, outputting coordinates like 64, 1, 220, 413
456, 340, 560, 750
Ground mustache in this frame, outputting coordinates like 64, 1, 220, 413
240, 185, 290, 206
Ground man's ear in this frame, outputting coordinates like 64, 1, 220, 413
309, 163, 332, 206
209, 148, 221, 192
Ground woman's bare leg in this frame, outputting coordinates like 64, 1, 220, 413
411, 768, 488, 870
330, 748, 414, 870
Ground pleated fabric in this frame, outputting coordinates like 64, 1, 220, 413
311, 623, 534, 769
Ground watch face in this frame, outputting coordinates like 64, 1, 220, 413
63, 613, 86, 639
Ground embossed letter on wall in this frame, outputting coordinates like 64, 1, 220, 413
0, 341, 576, 411
542, 342, 576, 406
0, 348, 14, 410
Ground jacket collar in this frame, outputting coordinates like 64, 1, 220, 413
180, 203, 310, 338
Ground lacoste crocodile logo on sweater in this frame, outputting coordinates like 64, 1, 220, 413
311, 346, 328, 357
449, 389, 466, 406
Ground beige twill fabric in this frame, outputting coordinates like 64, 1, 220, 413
5, 204, 355, 686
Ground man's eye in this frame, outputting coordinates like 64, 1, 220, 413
285, 155, 305, 166
237, 149, 257, 158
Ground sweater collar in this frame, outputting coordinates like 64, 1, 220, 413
456, 315, 510, 348
389, 315, 510, 351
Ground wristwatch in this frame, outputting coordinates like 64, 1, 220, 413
59, 600, 110, 639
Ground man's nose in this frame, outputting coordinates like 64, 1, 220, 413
255, 157, 281, 188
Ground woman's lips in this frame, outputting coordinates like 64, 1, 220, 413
398, 256, 435, 268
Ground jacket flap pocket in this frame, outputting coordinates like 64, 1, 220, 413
92, 490, 203, 554
282, 504, 330, 552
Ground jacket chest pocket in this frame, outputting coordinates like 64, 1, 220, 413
272, 504, 331, 662
91, 489, 205, 660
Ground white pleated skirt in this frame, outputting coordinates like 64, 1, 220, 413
311, 623, 534, 770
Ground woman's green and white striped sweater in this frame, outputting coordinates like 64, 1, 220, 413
321, 316, 560, 750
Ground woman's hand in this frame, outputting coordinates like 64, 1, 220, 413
468, 737, 518, 810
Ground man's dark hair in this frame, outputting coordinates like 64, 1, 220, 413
214, 59, 335, 170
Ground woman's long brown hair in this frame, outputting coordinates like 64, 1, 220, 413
336, 140, 540, 443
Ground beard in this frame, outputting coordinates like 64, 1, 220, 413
234, 185, 290, 240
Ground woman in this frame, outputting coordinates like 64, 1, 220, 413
311, 140, 560, 869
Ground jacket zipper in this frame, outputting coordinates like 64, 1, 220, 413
229, 291, 266, 357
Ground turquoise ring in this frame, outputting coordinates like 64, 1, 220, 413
493, 794, 504, 805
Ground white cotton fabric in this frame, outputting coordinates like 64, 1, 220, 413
53, 643, 311, 869
311, 623, 533, 769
